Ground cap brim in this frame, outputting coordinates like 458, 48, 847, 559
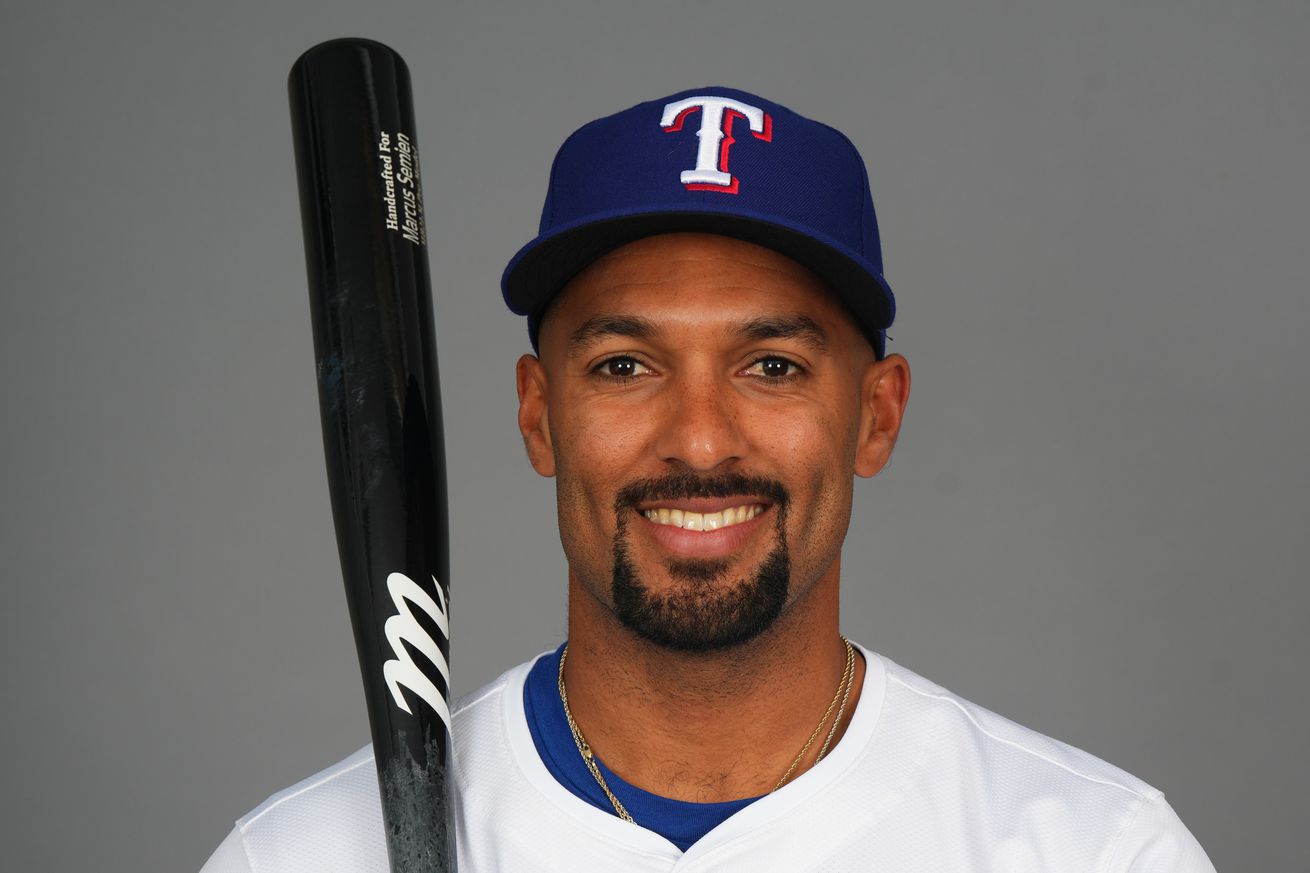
502, 208, 895, 354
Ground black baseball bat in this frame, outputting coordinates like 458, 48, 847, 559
288, 38, 454, 873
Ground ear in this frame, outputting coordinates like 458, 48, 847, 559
516, 354, 556, 477
854, 354, 911, 478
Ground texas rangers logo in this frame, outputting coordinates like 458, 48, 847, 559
661, 96, 773, 194
382, 571, 452, 734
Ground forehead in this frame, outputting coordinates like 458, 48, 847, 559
539, 232, 865, 353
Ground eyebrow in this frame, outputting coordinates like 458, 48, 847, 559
736, 315, 830, 352
567, 313, 832, 355
568, 314, 659, 353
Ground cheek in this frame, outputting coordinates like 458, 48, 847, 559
549, 397, 664, 587
757, 400, 859, 536
754, 396, 859, 477
549, 396, 653, 518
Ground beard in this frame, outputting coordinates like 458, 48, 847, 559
609, 473, 790, 652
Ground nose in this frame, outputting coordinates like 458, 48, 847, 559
651, 371, 747, 471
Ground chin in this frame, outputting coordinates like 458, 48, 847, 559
610, 539, 790, 653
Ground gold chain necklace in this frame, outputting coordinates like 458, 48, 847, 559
772, 638, 855, 790
557, 637, 856, 824
558, 644, 635, 822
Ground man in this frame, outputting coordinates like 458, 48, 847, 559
202, 87, 1215, 871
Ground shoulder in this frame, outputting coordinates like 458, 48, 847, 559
198, 745, 383, 873
880, 655, 1160, 799
870, 653, 1214, 871
199, 664, 525, 873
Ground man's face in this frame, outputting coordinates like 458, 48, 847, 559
518, 232, 901, 652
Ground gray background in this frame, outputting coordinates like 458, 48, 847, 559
0, 1, 1304, 870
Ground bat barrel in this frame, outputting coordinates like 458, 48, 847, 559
289, 38, 453, 873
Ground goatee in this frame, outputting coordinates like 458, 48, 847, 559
610, 473, 790, 652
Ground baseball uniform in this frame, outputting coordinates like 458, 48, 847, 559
199, 642, 1215, 872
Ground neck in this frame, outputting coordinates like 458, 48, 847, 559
561, 564, 865, 802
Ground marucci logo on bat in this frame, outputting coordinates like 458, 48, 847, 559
382, 572, 451, 734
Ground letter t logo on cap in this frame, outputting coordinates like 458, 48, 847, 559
661, 96, 773, 194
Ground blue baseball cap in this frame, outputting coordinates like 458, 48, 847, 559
502, 86, 896, 358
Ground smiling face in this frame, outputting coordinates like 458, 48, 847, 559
516, 232, 909, 652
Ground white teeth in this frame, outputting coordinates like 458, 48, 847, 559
642, 504, 763, 531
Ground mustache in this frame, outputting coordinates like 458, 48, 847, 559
613, 472, 789, 512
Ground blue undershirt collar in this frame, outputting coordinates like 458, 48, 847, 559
522, 643, 762, 852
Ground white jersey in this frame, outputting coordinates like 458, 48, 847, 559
200, 645, 1214, 872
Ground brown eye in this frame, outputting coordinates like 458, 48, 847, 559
596, 357, 649, 379
745, 356, 801, 379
